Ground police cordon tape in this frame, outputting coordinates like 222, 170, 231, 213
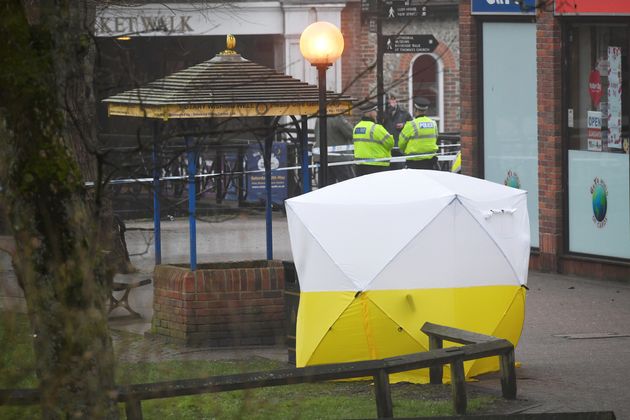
85, 150, 458, 187
311, 143, 460, 156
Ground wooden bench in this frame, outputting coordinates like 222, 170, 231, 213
109, 278, 151, 317
421, 322, 517, 414
0, 322, 518, 419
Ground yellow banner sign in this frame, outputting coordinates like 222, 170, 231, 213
107, 101, 353, 119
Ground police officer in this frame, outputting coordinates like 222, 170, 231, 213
383, 94, 413, 170
353, 101, 394, 177
399, 97, 439, 169
451, 151, 462, 173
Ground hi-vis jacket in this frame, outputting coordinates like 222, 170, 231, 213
352, 118, 394, 166
399, 116, 438, 161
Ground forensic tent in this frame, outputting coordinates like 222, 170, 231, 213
285, 169, 530, 383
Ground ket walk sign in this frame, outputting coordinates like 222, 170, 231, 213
383, 34, 438, 54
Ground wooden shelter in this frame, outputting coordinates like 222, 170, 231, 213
103, 35, 353, 268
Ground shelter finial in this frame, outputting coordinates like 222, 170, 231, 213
220, 34, 237, 55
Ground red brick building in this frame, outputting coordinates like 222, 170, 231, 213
97, 0, 461, 133
459, 0, 630, 280
341, 0, 460, 132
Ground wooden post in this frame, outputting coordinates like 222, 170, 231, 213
373, 369, 393, 418
428, 335, 444, 384
450, 359, 467, 415
500, 349, 517, 399
125, 398, 143, 420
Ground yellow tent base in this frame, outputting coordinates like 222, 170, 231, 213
297, 285, 526, 383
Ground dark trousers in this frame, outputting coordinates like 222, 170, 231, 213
327, 164, 356, 184
406, 157, 437, 170
389, 147, 405, 170
356, 164, 389, 177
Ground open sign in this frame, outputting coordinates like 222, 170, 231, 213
587, 111, 602, 129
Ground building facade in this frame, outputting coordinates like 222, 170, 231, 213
96, 0, 460, 132
459, 0, 630, 280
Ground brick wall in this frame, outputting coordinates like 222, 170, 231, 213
152, 261, 286, 346
341, 2, 374, 120
341, 3, 460, 132
458, 0, 480, 177
536, 6, 563, 272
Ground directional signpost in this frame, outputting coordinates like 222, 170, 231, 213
363, 0, 435, 121
382, 1, 428, 19
362, 0, 429, 18
382, 34, 437, 54
361, 0, 375, 15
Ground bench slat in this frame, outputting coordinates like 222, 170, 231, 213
421, 321, 499, 345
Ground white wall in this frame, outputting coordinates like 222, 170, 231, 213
96, 2, 346, 93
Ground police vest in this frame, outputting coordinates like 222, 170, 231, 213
353, 120, 394, 166
451, 151, 462, 173
398, 117, 438, 161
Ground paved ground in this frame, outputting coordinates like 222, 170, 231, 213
473, 271, 630, 417
2, 212, 630, 417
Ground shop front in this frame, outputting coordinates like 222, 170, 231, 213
563, 16, 630, 262
460, 0, 630, 280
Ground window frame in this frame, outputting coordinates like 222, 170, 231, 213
408, 52, 444, 132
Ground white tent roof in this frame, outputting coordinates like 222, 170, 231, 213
285, 170, 530, 292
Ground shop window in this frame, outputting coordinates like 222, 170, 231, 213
410, 54, 443, 131
566, 23, 630, 259
567, 25, 629, 153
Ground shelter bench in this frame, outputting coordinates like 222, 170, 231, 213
109, 278, 151, 317
0, 322, 516, 419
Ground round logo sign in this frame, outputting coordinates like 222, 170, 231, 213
504, 170, 521, 189
589, 70, 602, 108
590, 177, 608, 228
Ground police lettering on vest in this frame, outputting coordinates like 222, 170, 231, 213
398, 116, 438, 161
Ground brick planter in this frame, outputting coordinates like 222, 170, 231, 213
152, 260, 287, 346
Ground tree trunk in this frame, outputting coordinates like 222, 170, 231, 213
0, 1, 119, 418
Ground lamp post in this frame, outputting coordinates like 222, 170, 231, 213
300, 21, 344, 188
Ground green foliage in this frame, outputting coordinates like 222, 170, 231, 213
0, 312, 37, 388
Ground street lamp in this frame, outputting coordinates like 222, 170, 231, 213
300, 21, 344, 188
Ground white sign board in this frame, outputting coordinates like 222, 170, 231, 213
587, 110, 602, 152
95, 3, 284, 37
607, 46, 622, 149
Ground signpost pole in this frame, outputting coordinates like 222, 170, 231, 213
376, 0, 384, 122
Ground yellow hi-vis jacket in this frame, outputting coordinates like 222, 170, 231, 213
451, 151, 462, 173
399, 116, 438, 161
353, 119, 394, 166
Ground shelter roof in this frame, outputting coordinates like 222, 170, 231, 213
103, 37, 354, 119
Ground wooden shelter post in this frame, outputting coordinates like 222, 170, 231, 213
152, 121, 162, 265
186, 136, 197, 270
